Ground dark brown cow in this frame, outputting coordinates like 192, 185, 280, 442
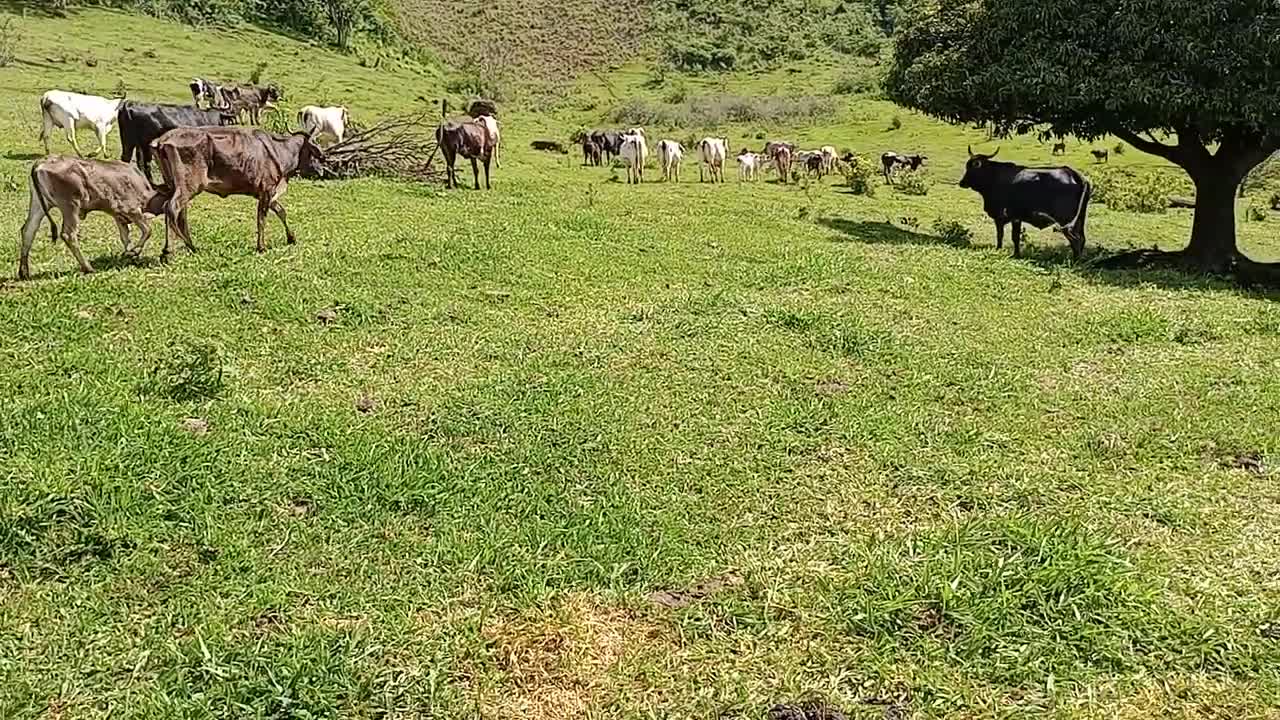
151, 127, 323, 259
770, 145, 793, 184
20, 156, 169, 279
436, 117, 495, 190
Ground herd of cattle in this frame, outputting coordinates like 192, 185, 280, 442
18, 84, 1092, 281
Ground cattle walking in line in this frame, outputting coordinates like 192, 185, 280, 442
736, 150, 762, 182
657, 140, 684, 182
118, 102, 235, 183
770, 145, 793, 184
298, 105, 349, 145
436, 116, 496, 190
1052, 141, 1067, 156
959, 146, 1092, 259
151, 127, 324, 258
1091, 149, 1109, 163
697, 137, 728, 183
881, 151, 927, 183
20, 156, 169, 279
620, 129, 648, 184
39, 90, 125, 157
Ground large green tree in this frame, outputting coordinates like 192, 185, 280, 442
886, 0, 1280, 271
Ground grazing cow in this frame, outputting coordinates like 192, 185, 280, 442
223, 84, 281, 125
696, 137, 728, 183
591, 130, 624, 163
298, 105, 349, 145
820, 145, 838, 176
20, 156, 169, 279
1052, 141, 1067, 156
762, 140, 796, 157
620, 129, 648, 184
657, 140, 684, 182
736, 150, 762, 182
475, 114, 501, 168
39, 90, 125, 157
959, 146, 1092, 259
531, 139, 567, 154
770, 145, 793, 184
794, 151, 825, 178
582, 138, 602, 166
118, 102, 236, 183
881, 151, 927, 183
151, 127, 324, 258
436, 116, 496, 190
1091, 149, 1109, 163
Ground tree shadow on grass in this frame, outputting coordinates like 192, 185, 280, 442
819, 217, 955, 247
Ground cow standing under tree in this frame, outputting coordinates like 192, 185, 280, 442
20, 156, 169, 279
959, 146, 1092, 259
150, 127, 324, 259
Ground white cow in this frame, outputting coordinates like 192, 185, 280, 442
298, 105, 350, 145
697, 137, 728, 183
656, 139, 684, 182
736, 151, 762, 182
476, 114, 501, 168
39, 90, 124, 157
820, 145, 838, 175
620, 128, 647, 185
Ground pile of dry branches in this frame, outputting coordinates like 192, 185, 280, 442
306, 110, 444, 183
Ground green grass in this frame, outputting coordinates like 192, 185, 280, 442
4, 7, 1280, 719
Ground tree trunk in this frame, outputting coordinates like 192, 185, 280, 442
1184, 169, 1243, 273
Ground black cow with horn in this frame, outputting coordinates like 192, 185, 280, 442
959, 146, 1093, 259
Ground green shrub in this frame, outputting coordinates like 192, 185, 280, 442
1113, 142, 1125, 155
1247, 203, 1269, 222
895, 168, 929, 195
889, 114, 902, 131
841, 154, 877, 197
1091, 167, 1169, 214
932, 218, 972, 247
833, 73, 877, 95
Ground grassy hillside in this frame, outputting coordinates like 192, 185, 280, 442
4, 7, 1280, 720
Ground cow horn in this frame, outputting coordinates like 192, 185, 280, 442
989, 147, 1000, 159
967, 145, 974, 158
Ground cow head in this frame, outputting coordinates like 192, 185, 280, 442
264, 85, 282, 106
295, 132, 326, 175
959, 146, 999, 189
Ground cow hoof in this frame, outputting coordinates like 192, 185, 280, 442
286, 236, 297, 245
159, 253, 172, 264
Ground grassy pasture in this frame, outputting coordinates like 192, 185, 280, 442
2, 7, 1280, 719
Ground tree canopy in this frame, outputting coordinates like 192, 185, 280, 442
886, 0, 1280, 269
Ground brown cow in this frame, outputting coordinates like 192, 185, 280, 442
222, 84, 281, 125
19, 156, 169, 279
436, 117, 495, 190
770, 145, 793, 184
150, 127, 323, 259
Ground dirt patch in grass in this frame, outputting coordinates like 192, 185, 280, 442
647, 572, 744, 609
479, 593, 674, 718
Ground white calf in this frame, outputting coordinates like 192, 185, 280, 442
620, 129, 648, 184
697, 137, 728, 183
39, 90, 124, 157
657, 140, 684, 182
736, 151, 762, 182
298, 105, 350, 145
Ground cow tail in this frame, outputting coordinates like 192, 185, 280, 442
29, 165, 58, 243
1071, 170, 1091, 233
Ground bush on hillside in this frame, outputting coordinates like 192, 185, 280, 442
612, 94, 837, 129
932, 218, 972, 247
841, 154, 877, 196
833, 72, 879, 95
895, 168, 929, 195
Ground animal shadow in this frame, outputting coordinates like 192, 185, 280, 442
17, 252, 153, 282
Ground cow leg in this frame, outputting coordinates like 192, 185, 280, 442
128, 212, 152, 258
18, 192, 46, 280
94, 126, 109, 157
483, 155, 491, 190
67, 126, 85, 158
40, 113, 53, 155
161, 194, 189, 261
115, 217, 133, 255
61, 214, 94, 275
470, 157, 480, 190
271, 202, 295, 245
1011, 220, 1023, 258
995, 221, 1005, 250
255, 198, 269, 253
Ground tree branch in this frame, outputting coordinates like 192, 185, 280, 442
1114, 129, 1180, 162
